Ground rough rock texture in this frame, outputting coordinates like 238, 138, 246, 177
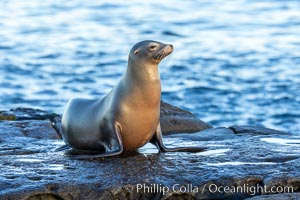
0, 106, 299, 200
0, 108, 62, 139
245, 193, 300, 200
229, 125, 289, 135
0, 120, 60, 140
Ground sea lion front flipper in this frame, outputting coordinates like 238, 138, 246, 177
150, 122, 205, 152
68, 123, 123, 159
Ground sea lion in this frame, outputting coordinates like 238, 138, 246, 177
61, 40, 204, 158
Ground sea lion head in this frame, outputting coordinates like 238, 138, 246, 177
129, 40, 173, 65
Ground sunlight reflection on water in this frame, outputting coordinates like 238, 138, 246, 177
0, 0, 299, 133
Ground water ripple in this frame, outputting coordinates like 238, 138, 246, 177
0, 0, 299, 133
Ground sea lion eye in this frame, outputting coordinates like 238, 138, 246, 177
149, 45, 157, 50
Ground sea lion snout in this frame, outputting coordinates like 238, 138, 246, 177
154, 44, 173, 62
165, 44, 173, 53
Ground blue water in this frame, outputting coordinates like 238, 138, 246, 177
0, 0, 299, 133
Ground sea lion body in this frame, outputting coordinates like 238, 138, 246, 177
61, 40, 204, 158
62, 77, 159, 151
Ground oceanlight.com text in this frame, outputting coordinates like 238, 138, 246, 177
125, 183, 294, 196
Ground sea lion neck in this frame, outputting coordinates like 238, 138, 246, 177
122, 59, 161, 108
126, 59, 160, 83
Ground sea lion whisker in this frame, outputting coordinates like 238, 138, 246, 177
154, 52, 163, 64
160, 50, 167, 59
158, 52, 163, 61
161, 52, 168, 60
155, 53, 160, 65
155, 51, 163, 60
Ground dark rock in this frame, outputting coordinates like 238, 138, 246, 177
166, 127, 235, 141
27, 194, 64, 200
4, 107, 60, 121
160, 101, 212, 134
0, 120, 25, 139
0, 107, 299, 200
0, 111, 16, 120
0, 107, 62, 138
245, 193, 300, 200
0, 120, 60, 140
21, 120, 60, 139
229, 125, 288, 135
263, 177, 300, 194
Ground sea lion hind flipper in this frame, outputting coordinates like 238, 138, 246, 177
68, 123, 123, 159
150, 123, 205, 153
55, 145, 71, 151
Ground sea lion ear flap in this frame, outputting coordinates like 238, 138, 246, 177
134, 49, 139, 55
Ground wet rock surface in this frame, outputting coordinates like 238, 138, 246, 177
245, 192, 300, 200
0, 120, 60, 140
0, 106, 299, 200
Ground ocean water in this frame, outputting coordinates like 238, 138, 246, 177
0, 0, 299, 133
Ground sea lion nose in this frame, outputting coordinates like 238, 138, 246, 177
169, 44, 173, 50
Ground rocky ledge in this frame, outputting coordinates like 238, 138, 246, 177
0, 102, 299, 200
